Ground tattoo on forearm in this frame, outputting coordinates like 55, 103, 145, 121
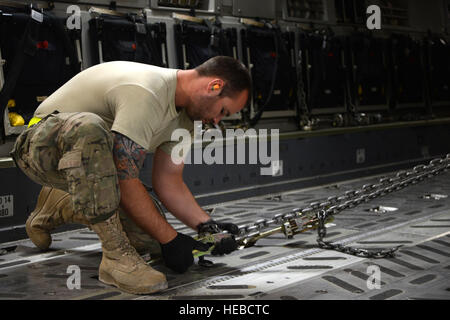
112, 132, 147, 180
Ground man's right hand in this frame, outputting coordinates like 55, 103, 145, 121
160, 233, 211, 273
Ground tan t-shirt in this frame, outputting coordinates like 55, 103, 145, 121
34, 61, 194, 161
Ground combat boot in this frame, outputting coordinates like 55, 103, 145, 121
119, 208, 162, 257
26, 186, 90, 250
27, 187, 164, 257
91, 212, 168, 294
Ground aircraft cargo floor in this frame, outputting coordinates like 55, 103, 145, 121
0, 169, 449, 300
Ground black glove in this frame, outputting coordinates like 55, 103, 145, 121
160, 233, 211, 273
197, 219, 240, 235
211, 236, 238, 256
197, 219, 240, 256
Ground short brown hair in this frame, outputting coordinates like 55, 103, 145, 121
195, 56, 252, 102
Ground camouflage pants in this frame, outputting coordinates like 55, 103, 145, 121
10, 112, 120, 224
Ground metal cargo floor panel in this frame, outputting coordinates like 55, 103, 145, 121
0, 172, 449, 300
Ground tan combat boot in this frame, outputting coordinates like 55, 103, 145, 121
119, 208, 162, 257
27, 187, 164, 258
26, 186, 90, 250
91, 212, 168, 294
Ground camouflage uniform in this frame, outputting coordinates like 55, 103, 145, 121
10, 112, 120, 224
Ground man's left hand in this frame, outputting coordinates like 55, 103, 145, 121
197, 219, 240, 235
197, 219, 240, 256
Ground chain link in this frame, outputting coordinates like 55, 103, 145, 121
233, 154, 450, 259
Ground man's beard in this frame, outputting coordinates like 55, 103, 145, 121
185, 106, 203, 122
186, 96, 214, 122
